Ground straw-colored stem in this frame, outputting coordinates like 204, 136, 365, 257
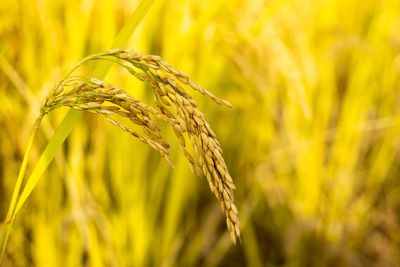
0, 117, 41, 261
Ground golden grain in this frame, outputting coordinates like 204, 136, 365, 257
39, 49, 240, 244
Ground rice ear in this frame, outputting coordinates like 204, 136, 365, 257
40, 49, 240, 244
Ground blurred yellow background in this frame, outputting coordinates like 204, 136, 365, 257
1, 0, 400, 266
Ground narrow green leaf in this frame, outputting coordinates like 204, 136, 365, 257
14, 110, 81, 214
0, 0, 156, 261
14, 0, 156, 219
93, 0, 156, 78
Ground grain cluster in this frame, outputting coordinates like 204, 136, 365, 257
40, 49, 240, 243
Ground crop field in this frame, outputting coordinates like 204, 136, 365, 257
1, 0, 400, 266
